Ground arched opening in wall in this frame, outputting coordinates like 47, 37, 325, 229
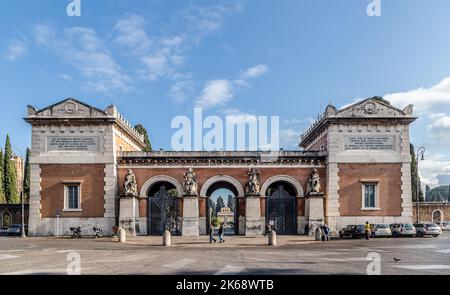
266, 181, 297, 235
432, 209, 443, 225
206, 181, 239, 235
147, 181, 180, 236
1, 211, 12, 229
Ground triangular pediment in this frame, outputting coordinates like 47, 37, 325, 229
30, 98, 108, 118
335, 97, 410, 118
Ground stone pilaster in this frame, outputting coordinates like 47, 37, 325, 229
182, 194, 199, 236
245, 194, 262, 236
119, 193, 139, 236
306, 192, 325, 236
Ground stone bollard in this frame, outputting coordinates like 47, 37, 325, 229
118, 227, 126, 243
315, 227, 322, 241
163, 230, 171, 246
268, 230, 277, 246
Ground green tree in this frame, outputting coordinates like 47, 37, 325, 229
215, 196, 225, 214
410, 143, 424, 202
0, 149, 5, 204
425, 184, 431, 201
23, 148, 31, 203
227, 195, 235, 212
4, 135, 19, 204
135, 124, 152, 152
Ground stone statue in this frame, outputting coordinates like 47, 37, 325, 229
182, 168, 198, 195
246, 167, 261, 195
124, 169, 138, 195
307, 168, 321, 194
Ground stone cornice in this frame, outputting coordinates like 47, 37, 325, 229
117, 151, 327, 166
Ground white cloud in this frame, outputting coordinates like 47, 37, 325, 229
241, 64, 269, 79
429, 115, 450, 129
33, 24, 55, 45
385, 77, 450, 115
33, 24, 132, 94
382, 76, 450, 187
169, 79, 195, 102
4, 39, 27, 61
280, 129, 299, 149
114, 14, 151, 54
196, 79, 234, 109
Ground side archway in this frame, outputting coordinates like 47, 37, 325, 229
260, 175, 304, 197
140, 175, 183, 199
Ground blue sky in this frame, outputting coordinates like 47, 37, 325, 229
1, 0, 450, 187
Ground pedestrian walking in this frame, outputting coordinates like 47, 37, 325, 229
264, 222, 271, 237
365, 221, 371, 240
321, 224, 330, 241
218, 223, 225, 243
209, 224, 217, 243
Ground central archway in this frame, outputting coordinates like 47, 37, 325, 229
200, 175, 244, 235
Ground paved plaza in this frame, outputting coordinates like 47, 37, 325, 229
1, 233, 450, 275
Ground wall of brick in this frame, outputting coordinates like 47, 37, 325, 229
117, 166, 326, 218
40, 164, 106, 218
338, 163, 402, 216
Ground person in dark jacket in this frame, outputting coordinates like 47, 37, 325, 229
209, 224, 217, 243
321, 224, 330, 241
218, 223, 225, 243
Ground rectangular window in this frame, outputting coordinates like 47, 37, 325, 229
64, 183, 81, 211
364, 184, 376, 208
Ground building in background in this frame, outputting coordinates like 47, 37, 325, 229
12, 155, 23, 194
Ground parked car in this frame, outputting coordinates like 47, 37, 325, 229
339, 224, 366, 239
7, 224, 21, 236
371, 224, 392, 237
413, 222, 442, 237
390, 223, 416, 237
439, 221, 450, 231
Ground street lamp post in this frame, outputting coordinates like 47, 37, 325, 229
416, 147, 425, 223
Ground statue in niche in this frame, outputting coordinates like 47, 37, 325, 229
183, 168, 198, 195
124, 169, 138, 196
307, 168, 321, 194
246, 167, 261, 195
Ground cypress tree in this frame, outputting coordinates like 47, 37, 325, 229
0, 149, 5, 204
410, 143, 424, 202
4, 135, 19, 204
134, 124, 152, 152
23, 148, 31, 203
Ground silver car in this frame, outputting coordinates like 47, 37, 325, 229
439, 222, 450, 231
413, 222, 442, 237
371, 224, 392, 237
390, 223, 416, 237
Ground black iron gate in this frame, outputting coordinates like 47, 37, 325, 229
148, 185, 180, 235
266, 184, 296, 235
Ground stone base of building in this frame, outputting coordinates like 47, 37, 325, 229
28, 217, 116, 236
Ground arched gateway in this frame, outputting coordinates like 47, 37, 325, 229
25, 97, 417, 237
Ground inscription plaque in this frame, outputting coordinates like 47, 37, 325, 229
344, 136, 395, 150
47, 136, 100, 151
